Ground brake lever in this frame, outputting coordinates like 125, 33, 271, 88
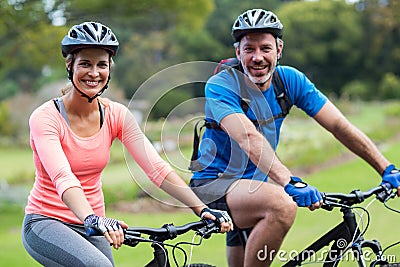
123, 236, 141, 247
376, 184, 396, 203
123, 229, 143, 247
321, 200, 341, 211
196, 222, 220, 239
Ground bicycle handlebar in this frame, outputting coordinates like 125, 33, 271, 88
123, 219, 220, 247
321, 183, 396, 210
85, 219, 220, 247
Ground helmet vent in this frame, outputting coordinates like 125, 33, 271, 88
100, 26, 108, 41
83, 24, 96, 41
69, 29, 78, 39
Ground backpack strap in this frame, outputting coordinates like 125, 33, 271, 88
188, 119, 207, 171
213, 57, 242, 75
188, 60, 292, 171
272, 71, 292, 119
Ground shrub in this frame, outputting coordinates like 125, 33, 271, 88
341, 80, 371, 100
378, 73, 400, 100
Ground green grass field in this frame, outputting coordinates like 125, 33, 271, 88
1, 100, 400, 266
3, 151, 400, 266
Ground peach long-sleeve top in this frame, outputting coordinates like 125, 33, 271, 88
25, 98, 173, 224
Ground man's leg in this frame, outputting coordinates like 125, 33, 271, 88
227, 245, 245, 267
226, 227, 253, 267
226, 180, 297, 267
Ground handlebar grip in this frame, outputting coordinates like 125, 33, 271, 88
85, 227, 103, 237
382, 182, 393, 190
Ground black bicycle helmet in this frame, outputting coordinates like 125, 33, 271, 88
232, 9, 283, 42
61, 21, 119, 57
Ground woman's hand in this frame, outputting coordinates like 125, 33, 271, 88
84, 214, 129, 249
200, 207, 234, 233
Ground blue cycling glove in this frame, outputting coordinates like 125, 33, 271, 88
284, 176, 322, 207
381, 164, 400, 189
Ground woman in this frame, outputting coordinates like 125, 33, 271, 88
22, 21, 232, 267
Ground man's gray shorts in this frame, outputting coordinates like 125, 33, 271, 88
189, 176, 238, 211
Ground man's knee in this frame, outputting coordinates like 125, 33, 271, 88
273, 195, 297, 230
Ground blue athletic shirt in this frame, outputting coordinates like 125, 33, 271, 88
191, 65, 328, 182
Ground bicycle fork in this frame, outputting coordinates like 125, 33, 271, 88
352, 240, 388, 267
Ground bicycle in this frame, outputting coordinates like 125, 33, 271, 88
280, 183, 400, 266
88, 219, 220, 267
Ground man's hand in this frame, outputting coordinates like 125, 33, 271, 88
284, 176, 322, 210
382, 164, 400, 196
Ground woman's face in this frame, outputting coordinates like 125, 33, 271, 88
70, 48, 110, 98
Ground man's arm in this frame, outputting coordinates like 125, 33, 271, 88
220, 112, 292, 186
312, 100, 390, 174
220, 112, 323, 209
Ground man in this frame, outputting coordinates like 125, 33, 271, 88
189, 8, 400, 266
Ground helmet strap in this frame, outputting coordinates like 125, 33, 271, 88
71, 79, 109, 103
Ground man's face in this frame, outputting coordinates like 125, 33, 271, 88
236, 32, 282, 88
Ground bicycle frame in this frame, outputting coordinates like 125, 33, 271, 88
282, 185, 395, 267
283, 206, 386, 267
144, 242, 170, 267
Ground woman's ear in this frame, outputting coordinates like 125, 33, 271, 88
65, 54, 74, 81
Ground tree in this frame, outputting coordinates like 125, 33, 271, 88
0, 0, 66, 97
360, 0, 400, 86
205, 0, 283, 59
278, 0, 363, 95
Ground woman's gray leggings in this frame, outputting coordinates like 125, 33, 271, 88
22, 214, 114, 267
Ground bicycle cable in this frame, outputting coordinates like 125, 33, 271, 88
381, 194, 400, 255
125, 234, 186, 267
328, 193, 400, 265
303, 188, 397, 266
170, 233, 206, 267
307, 201, 372, 266
187, 233, 198, 266
383, 193, 400, 214
333, 199, 375, 266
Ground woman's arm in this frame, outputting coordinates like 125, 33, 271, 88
160, 171, 233, 231
61, 187, 95, 221
62, 185, 128, 249
159, 171, 207, 216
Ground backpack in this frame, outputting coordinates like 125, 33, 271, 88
188, 58, 292, 171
